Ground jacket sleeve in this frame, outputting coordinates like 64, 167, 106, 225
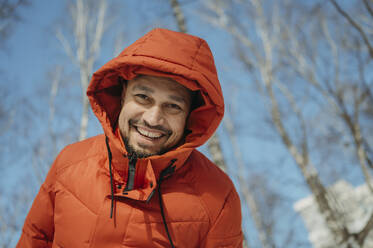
202, 188, 244, 248
16, 156, 58, 248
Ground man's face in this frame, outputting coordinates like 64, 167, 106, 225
118, 75, 192, 157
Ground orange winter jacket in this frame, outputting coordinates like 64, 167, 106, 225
17, 28, 243, 248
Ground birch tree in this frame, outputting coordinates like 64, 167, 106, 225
166, 0, 229, 172
56, 0, 108, 141
0, 186, 32, 248
166, 1, 283, 247
204, 0, 373, 247
0, 0, 28, 48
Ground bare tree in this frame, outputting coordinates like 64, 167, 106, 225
330, 0, 373, 58
167, 0, 229, 172
56, 0, 108, 141
166, 1, 289, 247
204, 0, 373, 247
1, 1, 116, 247
0, 0, 28, 137
168, 0, 187, 33
0, 184, 33, 248
0, 0, 28, 48
224, 114, 274, 248
0, 88, 15, 137
327, 0, 373, 186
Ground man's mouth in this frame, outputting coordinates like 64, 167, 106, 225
135, 126, 165, 139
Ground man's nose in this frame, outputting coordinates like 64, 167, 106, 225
143, 106, 164, 126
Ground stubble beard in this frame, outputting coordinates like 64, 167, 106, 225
122, 119, 171, 159
122, 136, 168, 159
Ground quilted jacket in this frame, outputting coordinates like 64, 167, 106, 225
17, 28, 243, 248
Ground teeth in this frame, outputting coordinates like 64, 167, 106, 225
136, 127, 163, 139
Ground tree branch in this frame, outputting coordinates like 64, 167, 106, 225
224, 114, 271, 248
362, 0, 373, 19
168, 0, 187, 33
330, 0, 373, 58
56, 29, 77, 65
357, 211, 373, 245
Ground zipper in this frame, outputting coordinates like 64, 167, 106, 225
124, 156, 137, 191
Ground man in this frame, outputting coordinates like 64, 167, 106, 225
17, 28, 243, 248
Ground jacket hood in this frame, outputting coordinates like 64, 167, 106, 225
87, 28, 224, 164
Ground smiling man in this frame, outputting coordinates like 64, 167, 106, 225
119, 75, 192, 157
17, 28, 243, 248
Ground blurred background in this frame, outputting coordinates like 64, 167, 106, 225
1, 0, 373, 247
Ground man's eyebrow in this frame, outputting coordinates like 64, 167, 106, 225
132, 85, 154, 93
133, 84, 189, 104
169, 95, 187, 104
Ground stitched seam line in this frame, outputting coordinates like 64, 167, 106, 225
88, 198, 106, 248
20, 228, 53, 243
135, 220, 209, 224
190, 39, 204, 70
184, 179, 213, 227
132, 32, 153, 54
206, 232, 243, 240
130, 54, 193, 70
55, 179, 98, 216
121, 201, 135, 244
56, 153, 104, 175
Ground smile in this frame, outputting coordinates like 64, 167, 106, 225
135, 126, 165, 139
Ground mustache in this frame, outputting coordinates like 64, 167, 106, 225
129, 119, 172, 135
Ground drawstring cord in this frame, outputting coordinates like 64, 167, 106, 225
105, 136, 177, 247
158, 159, 177, 248
105, 136, 115, 218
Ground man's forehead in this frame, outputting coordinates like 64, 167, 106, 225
128, 75, 192, 100
130, 75, 184, 87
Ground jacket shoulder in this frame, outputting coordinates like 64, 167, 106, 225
183, 150, 242, 243
187, 150, 235, 191
54, 134, 105, 173
183, 150, 239, 218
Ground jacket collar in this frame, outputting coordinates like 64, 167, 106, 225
106, 129, 192, 201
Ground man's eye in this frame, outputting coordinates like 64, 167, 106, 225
165, 103, 183, 114
168, 104, 181, 110
134, 94, 150, 103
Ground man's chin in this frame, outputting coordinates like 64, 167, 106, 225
123, 139, 159, 158
133, 146, 158, 157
